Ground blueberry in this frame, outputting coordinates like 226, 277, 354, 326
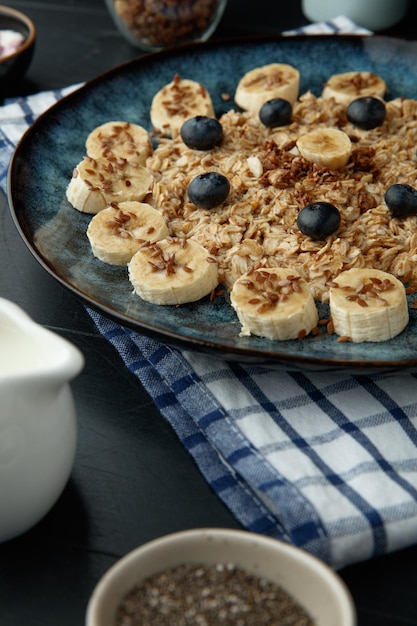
384, 183, 417, 218
180, 116, 223, 150
259, 98, 292, 128
188, 172, 230, 209
297, 202, 341, 240
346, 96, 386, 130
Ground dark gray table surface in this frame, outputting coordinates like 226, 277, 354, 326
1, 1, 417, 625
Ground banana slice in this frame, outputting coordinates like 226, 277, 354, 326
128, 237, 218, 305
234, 63, 300, 113
322, 71, 386, 106
296, 127, 352, 170
230, 267, 318, 340
66, 155, 153, 214
86, 121, 153, 165
86, 201, 169, 266
150, 74, 215, 137
329, 268, 409, 343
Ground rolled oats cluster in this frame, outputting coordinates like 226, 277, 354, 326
147, 91, 417, 301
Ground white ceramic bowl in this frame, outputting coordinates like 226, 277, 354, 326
301, 0, 408, 31
86, 528, 356, 626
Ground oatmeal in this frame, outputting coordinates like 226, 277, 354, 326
147, 91, 417, 301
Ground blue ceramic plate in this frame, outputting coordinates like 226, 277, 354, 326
8, 35, 417, 370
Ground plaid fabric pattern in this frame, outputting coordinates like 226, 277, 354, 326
284, 14, 372, 36
86, 312, 417, 569
3, 19, 417, 570
0, 85, 80, 191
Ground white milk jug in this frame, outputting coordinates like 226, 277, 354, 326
0, 298, 84, 542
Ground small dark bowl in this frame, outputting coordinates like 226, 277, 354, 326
0, 5, 36, 86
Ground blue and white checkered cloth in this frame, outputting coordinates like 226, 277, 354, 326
3, 18, 417, 571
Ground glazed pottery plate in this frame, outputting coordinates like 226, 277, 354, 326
8, 35, 417, 370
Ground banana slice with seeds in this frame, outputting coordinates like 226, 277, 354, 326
86, 121, 153, 165
150, 74, 215, 137
66, 155, 153, 214
230, 267, 318, 340
128, 237, 218, 305
296, 127, 352, 170
329, 268, 408, 343
322, 71, 386, 107
87, 201, 169, 266
235, 63, 300, 113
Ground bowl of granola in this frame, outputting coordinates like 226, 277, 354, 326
0, 5, 36, 87
105, 0, 228, 51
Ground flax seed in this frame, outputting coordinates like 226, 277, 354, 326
337, 335, 351, 343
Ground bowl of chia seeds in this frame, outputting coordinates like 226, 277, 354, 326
0, 5, 36, 87
86, 528, 356, 626
105, 0, 228, 51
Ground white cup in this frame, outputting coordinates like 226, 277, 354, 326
302, 0, 409, 31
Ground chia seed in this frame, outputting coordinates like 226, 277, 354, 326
114, 562, 315, 625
